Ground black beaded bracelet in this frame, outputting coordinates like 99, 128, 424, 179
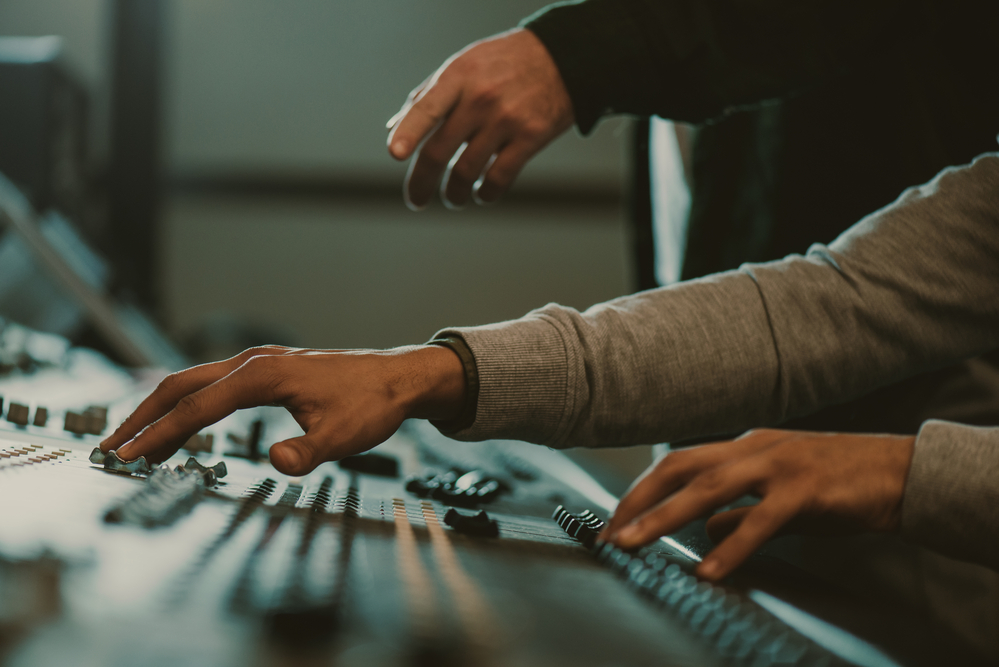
426, 335, 480, 433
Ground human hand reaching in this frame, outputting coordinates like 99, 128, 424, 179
599, 429, 915, 581
99, 345, 465, 476
387, 27, 574, 209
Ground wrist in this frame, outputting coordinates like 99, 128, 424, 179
391, 345, 467, 422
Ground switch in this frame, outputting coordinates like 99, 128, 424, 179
6, 403, 29, 426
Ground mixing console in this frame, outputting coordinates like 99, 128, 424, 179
0, 332, 987, 666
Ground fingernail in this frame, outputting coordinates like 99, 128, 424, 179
116, 441, 134, 460
278, 446, 301, 471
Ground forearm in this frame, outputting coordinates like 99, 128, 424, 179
435, 154, 999, 447
524, 0, 911, 130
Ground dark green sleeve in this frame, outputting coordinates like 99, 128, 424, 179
522, 0, 910, 132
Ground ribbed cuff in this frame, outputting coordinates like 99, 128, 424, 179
900, 420, 999, 570
430, 310, 581, 447
426, 336, 479, 434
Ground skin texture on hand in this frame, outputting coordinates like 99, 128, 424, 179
598, 429, 916, 581
386, 28, 574, 209
99, 345, 466, 476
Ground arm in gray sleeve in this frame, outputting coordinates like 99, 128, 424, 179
903, 420, 999, 570
433, 153, 999, 448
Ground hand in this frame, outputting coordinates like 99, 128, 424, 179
387, 28, 574, 209
99, 345, 466, 476
599, 429, 915, 581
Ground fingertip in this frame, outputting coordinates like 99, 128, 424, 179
472, 180, 502, 206
389, 138, 411, 161
403, 187, 429, 212
115, 440, 135, 460
441, 180, 467, 210
269, 442, 306, 476
613, 523, 642, 549
696, 558, 722, 580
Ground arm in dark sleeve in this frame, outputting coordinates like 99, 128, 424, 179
522, 0, 910, 131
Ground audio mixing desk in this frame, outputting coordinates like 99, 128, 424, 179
0, 340, 987, 666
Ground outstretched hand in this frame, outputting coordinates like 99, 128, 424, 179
387, 28, 574, 209
99, 345, 465, 476
599, 429, 915, 581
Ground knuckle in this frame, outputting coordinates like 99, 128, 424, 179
242, 353, 285, 386
655, 450, 690, 474
173, 394, 204, 420
469, 82, 501, 108
693, 468, 727, 492
158, 372, 185, 393
243, 353, 277, 371
520, 119, 550, 142
246, 345, 281, 358
495, 103, 522, 129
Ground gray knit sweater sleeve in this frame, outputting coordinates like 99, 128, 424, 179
433, 153, 999, 567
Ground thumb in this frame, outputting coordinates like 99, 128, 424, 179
269, 434, 326, 476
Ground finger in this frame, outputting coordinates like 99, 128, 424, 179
116, 355, 288, 462
386, 75, 433, 130
388, 74, 460, 162
443, 128, 506, 207
404, 107, 481, 210
705, 506, 753, 543
471, 140, 539, 204
269, 433, 326, 477
100, 346, 289, 453
101, 366, 224, 453
707, 506, 818, 544
611, 462, 764, 550
697, 499, 797, 581
600, 446, 729, 539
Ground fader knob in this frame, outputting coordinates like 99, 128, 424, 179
32, 407, 48, 427
443, 508, 499, 537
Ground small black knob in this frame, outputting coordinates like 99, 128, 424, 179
443, 508, 499, 537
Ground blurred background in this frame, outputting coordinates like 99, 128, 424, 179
0, 0, 648, 491
0, 0, 633, 356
